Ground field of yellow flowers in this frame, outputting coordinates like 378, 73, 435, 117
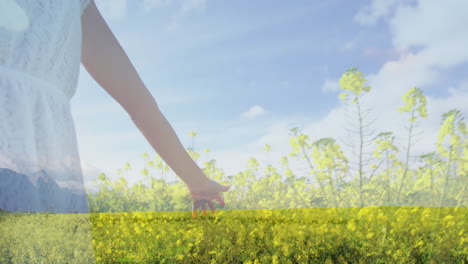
1, 206, 466, 263
1, 68, 467, 263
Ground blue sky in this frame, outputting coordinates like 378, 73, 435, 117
73, 0, 468, 192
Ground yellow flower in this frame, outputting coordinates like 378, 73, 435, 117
443, 215, 454, 221
272, 255, 279, 264
134, 226, 141, 234
347, 221, 357, 231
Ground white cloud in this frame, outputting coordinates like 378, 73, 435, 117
357, 0, 468, 109
241, 105, 267, 120
95, 0, 128, 21
389, 0, 468, 50
321, 79, 340, 93
387, 0, 468, 73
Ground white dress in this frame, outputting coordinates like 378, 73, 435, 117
0, 0, 91, 214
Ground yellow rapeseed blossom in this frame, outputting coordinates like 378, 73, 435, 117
272, 255, 279, 264
347, 221, 357, 231
4, 202, 463, 263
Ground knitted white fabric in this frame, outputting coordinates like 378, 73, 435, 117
0, 0, 91, 213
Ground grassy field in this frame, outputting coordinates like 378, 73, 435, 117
0, 206, 466, 263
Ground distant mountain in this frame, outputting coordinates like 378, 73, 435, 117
0, 168, 89, 213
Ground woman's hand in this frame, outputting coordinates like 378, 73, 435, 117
186, 178, 230, 218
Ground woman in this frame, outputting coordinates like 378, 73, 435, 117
0, 0, 229, 217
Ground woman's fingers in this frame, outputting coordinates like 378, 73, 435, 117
193, 200, 204, 210
207, 200, 216, 214
192, 209, 197, 219
201, 203, 208, 216
192, 200, 201, 219
192, 200, 208, 211
192, 199, 218, 218
214, 194, 225, 207
192, 202, 197, 219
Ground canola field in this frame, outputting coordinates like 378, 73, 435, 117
2, 68, 468, 263
0, 206, 466, 263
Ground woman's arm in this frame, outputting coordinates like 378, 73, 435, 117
80, 0, 208, 187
